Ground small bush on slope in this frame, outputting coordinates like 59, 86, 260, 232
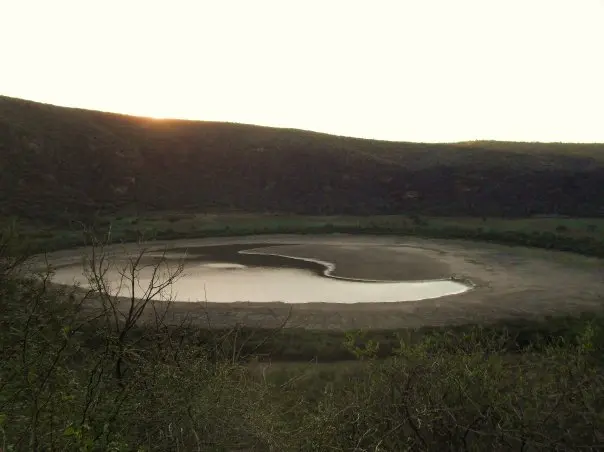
1, 228, 603, 451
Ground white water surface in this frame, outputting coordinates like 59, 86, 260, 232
51, 260, 469, 304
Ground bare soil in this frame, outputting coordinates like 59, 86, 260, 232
41, 234, 604, 330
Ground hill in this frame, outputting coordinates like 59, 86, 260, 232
1, 95, 603, 221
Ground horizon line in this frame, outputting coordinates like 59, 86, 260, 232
2, 93, 603, 146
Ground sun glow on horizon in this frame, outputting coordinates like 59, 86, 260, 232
1, 0, 603, 143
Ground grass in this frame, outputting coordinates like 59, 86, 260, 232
14, 213, 604, 259
170, 312, 604, 363
2, 270, 604, 450
3, 94, 604, 449
2, 215, 604, 450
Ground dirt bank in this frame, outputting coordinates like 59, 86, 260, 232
241, 243, 452, 281
40, 234, 604, 330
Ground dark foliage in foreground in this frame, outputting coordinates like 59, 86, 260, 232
2, 95, 604, 221
3, 272, 604, 451
2, 224, 604, 451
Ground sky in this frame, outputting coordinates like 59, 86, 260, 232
1, 0, 603, 143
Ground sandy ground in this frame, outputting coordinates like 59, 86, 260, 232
39, 234, 604, 330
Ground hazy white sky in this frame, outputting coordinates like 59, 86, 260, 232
1, 0, 603, 142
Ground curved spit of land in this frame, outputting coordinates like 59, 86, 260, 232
46, 240, 471, 304
40, 234, 604, 330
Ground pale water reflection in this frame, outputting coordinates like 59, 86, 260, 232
51, 260, 469, 304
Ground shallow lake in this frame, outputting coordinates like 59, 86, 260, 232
49, 243, 470, 304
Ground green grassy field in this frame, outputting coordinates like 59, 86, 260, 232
15, 212, 604, 259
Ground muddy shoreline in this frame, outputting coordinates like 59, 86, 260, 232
39, 234, 604, 330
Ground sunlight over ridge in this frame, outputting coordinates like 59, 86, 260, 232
1, 0, 603, 143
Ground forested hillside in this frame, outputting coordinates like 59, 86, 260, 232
1, 95, 603, 221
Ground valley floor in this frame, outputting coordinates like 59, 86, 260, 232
40, 234, 604, 330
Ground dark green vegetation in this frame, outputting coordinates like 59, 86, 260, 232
2, 95, 604, 221
2, 219, 604, 450
3, 259, 604, 450
3, 96, 604, 450
17, 212, 604, 259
